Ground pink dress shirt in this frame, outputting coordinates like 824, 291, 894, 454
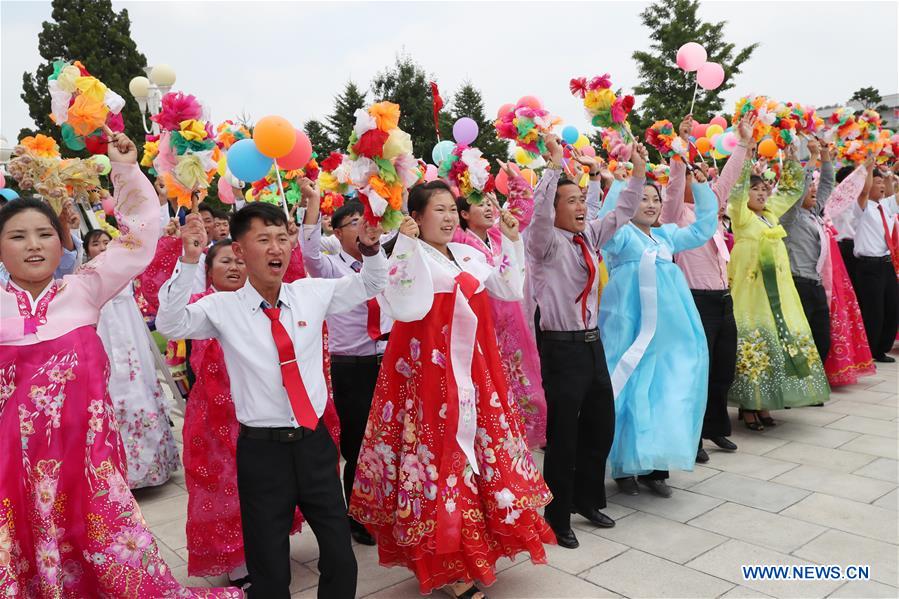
660, 144, 748, 290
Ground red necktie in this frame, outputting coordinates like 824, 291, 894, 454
878, 204, 899, 275
351, 260, 387, 341
572, 234, 597, 328
262, 307, 318, 429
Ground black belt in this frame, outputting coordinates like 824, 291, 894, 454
541, 329, 600, 343
791, 276, 822, 286
690, 289, 731, 297
239, 423, 318, 442
331, 354, 383, 365
855, 255, 891, 263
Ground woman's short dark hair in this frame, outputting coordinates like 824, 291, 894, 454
83, 229, 112, 258
332, 201, 364, 230
407, 180, 453, 216
643, 182, 662, 201
230, 202, 287, 241
455, 196, 473, 230
835, 165, 855, 183
0, 198, 64, 241
749, 175, 766, 188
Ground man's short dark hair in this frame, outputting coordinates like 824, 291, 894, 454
197, 202, 215, 217
553, 178, 581, 205
835, 165, 855, 183
332, 200, 364, 230
230, 202, 288, 241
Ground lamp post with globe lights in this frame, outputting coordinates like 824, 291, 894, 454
129, 64, 176, 135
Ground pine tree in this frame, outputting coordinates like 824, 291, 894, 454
849, 87, 888, 113
304, 119, 334, 155
449, 83, 509, 166
19, 0, 148, 155
631, 0, 757, 132
325, 81, 367, 150
371, 54, 439, 163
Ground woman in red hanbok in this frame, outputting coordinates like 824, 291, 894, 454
0, 133, 237, 597
822, 163, 876, 386
452, 166, 547, 448
181, 228, 341, 585
350, 181, 554, 598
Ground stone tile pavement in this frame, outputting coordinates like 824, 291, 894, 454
135, 354, 898, 598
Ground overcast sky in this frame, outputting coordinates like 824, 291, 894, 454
2, 0, 897, 148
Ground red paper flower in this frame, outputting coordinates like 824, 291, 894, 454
588, 74, 612, 90
569, 77, 588, 98
84, 134, 108, 155
321, 151, 343, 172
151, 92, 203, 131
352, 129, 389, 158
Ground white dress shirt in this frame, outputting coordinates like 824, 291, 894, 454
300, 223, 389, 356
852, 195, 897, 257
155, 251, 387, 427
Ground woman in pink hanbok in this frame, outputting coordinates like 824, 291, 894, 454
452, 165, 547, 447
821, 162, 877, 386
0, 133, 238, 598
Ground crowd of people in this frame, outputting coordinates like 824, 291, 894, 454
1, 106, 896, 599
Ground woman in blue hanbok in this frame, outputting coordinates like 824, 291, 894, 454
597, 165, 717, 498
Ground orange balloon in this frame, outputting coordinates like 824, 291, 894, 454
520, 169, 537, 187
758, 138, 779, 159
253, 115, 296, 158
695, 137, 712, 155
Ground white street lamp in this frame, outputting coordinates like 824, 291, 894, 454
130, 64, 177, 135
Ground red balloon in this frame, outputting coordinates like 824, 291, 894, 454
494, 163, 522, 196
497, 103, 514, 119
517, 95, 542, 110
277, 130, 313, 170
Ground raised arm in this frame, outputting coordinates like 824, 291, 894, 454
484, 215, 525, 301
590, 143, 648, 249
670, 178, 718, 253
378, 231, 435, 322
815, 149, 835, 216
70, 134, 161, 309
525, 167, 561, 261
499, 161, 535, 231
300, 220, 339, 279
661, 157, 687, 225
726, 159, 755, 230
768, 156, 806, 219
712, 113, 755, 208
324, 234, 388, 315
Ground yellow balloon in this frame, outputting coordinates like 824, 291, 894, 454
711, 149, 727, 160
514, 147, 530, 166
245, 189, 256, 202
706, 124, 724, 137
573, 134, 590, 149
217, 156, 227, 177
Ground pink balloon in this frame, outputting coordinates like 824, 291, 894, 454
676, 42, 707, 72
497, 103, 514, 119
722, 132, 739, 152
452, 117, 479, 146
518, 95, 543, 110
0, 172, 5, 189
696, 62, 725, 91
101, 197, 116, 216
424, 164, 438, 182
710, 133, 722, 146
709, 115, 728, 129
277, 130, 313, 170
217, 175, 236, 204
581, 145, 596, 157
691, 122, 708, 138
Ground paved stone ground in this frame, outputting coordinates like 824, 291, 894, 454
135, 350, 898, 598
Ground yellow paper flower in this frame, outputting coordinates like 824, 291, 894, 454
382, 128, 412, 160
584, 88, 615, 112
56, 65, 82, 93
178, 119, 207, 142
140, 141, 159, 168
74, 76, 107, 102
369, 101, 401, 132
318, 171, 338, 192
174, 155, 209, 190
20, 134, 60, 158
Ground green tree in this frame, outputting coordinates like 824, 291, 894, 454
449, 82, 509, 166
325, 81, 367, 150
304, 119, 334, 155
19, 0, 148, 155
631, 0, 757, 132
849, 86, 888, 112
371, 54, 439, 163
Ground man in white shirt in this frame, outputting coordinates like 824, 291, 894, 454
852, 167, 898, 363
299, 181, 392, 547
156, 201, 387, 598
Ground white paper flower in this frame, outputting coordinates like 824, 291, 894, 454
353, 108, 377, 138
49, 80, 71, 125
364, 185, 388, 216
349, 157, 378, 184
105, 89, 126, 115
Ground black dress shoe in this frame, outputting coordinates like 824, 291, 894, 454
574, 507, 615, 528
873, 354, 896, 363
616, 477, 640, 495
709, 436, 737, 451
639, 478, 673, 498
553, 528, 579, 549
349, 521, 376, 546
696, 447, 710, 463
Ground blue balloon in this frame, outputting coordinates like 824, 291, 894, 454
0, 189, 20, 201
431, 140, 456, 165
561, 125, 579, 145
227, 138, 274, 182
